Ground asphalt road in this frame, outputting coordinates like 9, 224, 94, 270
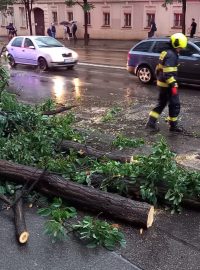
2, 48, 200, 270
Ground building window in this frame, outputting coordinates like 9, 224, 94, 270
173, 13, 182, 28
19, 7, 26, 27
52, 11, 58, 24
1, 12, 7, 26
124, 13, 131, 27
67, 12, 73, 22
146, 13, 155, 27
103, 12, 110, 26
87, 12, 91, 25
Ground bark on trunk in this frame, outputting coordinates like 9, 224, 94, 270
0, 160, 154, 228
59, 140, 132, 162
91, 174, 200, 210
42, 105, 77, 116
13, 190, 29, 244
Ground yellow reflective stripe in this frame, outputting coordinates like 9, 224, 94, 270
157, 80, 168, 87
149, 111, 160, 119
156, 64, 163, 70
159, 51, 167, 60
167, 116, 177, 122
163, 67, 178, 72
166, 77, 176, 84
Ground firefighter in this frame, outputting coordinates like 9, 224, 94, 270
146, 32, 187, 132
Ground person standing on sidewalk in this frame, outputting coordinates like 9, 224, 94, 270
51, 23, 56, 38
71, 21, 77, 44
189, 18, 197, 38
148, 19, 157, 38
146, 33, 187, 132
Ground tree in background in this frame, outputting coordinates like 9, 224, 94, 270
163, 0, 186, 34
65, 0, 94, 46
0, 0, 33, 35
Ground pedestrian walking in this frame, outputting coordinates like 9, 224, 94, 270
51, 23, 56, 38
189, 18, 197, 38
71, 21, 77, 44
148, 19, 157, 38
47, 27, 52, 37
146, 33, 187, 132
6, 23, 17, 41
63, 24, 71, 41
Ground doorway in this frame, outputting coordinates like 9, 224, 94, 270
34, 8, 45, 35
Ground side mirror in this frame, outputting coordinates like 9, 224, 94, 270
192, 53, 200, 58
29, 46, 35, 49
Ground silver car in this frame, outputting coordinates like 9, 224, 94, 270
6, 36, 78, 71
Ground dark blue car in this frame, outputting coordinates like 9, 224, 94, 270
127, 37, 200, 84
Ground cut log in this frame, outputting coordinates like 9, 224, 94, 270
59, 140, 132, 162
0, 160, 154, 228
42, 105, 77, 116
91, 174, 200, 210
13, 190, 29, 244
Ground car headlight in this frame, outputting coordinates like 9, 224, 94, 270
72, 52, 78, 59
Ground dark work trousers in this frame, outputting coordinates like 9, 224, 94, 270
153, 86, 180, 119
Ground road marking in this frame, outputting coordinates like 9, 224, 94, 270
78, 62, 126, 70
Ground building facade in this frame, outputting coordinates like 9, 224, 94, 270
0, 0, 199, 40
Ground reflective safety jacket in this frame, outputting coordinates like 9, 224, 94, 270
156, 48, 179, 88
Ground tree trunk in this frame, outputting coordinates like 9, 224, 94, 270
42, 105, 77, 116
25, 1, 32, 35
84, 0, 89, 46
59, 140, 132, 162
13, 190, 29, 244
182, 0, 186, 34
0, 160, 154, 228
91, 174, 200, 210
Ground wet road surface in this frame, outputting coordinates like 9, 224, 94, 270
4, 51, 200, 270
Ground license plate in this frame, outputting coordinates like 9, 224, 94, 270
64, 58, 72, 63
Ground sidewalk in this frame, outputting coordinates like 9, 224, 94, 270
65, 39, 139, 51
0, 36, 138, 52
63, 38, 138, 51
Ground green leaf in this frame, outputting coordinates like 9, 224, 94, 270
37, 208, 52, 216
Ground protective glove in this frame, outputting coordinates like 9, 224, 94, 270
171, 86, 178, 95
171, 83, 178, 95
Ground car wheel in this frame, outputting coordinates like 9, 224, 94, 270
38, 57, 48, 71
67, 65, 74, 70
8, 55, 16, 68
137, 65, 153, 84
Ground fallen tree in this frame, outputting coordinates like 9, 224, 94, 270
91, 174, 200, 210
0, 160, 154, 229
59, 140, 132, 162
42, 105, 77, 116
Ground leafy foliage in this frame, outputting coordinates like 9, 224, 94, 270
72, 216, 126, 250
101, 107, 122, 122
112, 134, 144, 149
0, 87, 200, 212
38, 198, 126, 249
65, 0, 95, 11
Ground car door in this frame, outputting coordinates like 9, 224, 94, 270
21, 38, 38, 65
178, 43, 200, 83
8, 37, 24, 63
151, 40, 171, 69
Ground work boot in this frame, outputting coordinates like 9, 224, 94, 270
145, 119, 160, 132
169, 125, 183, 132
169, 121, 183, 133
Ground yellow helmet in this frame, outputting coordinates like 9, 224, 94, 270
170, 33, 187, 49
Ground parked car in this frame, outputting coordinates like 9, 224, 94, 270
6, 36, 78, 71
127, 37, 200, 85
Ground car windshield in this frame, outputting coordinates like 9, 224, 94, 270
194, 41, 200, 49
35, 37, 64, 48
